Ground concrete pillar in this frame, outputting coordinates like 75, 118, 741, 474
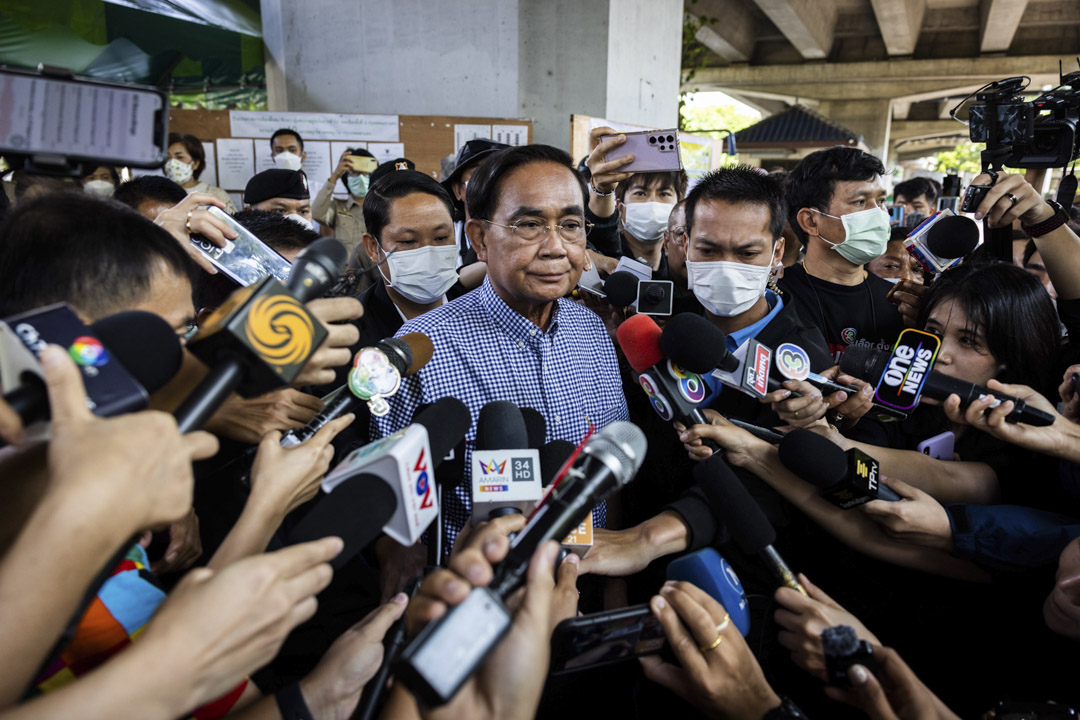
818, 98, 893, 164
261, 0, 682, 150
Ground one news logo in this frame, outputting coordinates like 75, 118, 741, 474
873, 329, 940, 411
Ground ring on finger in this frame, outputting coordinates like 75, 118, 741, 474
185, 208, 194, 233
700, 632, 723, 653
1006, 193, 1019, 206
794, 410, 799, 419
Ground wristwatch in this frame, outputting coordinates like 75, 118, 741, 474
591, 183, 616, 198
1022, 199, 1068, 238
762, 696, 809, 720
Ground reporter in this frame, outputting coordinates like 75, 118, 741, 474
824, 644, 960, 720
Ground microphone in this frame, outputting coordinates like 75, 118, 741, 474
777, 429, 901, 507
904, 212, 980, 275
665, 547, 751, 636
623, 313, 784, 443
540, 440, 576, 486
396, 421, 647, 707
173, 238, 347, 432
321, 396, 471, 547
521, 406, 547, 449
471, 402, 544, 524
839, 329, 1055, 426
604, 271, 640, 307
284, 332, 433, 446
285, 475, 398, 569
0, 305, 182, 443
693, 453, 806, 595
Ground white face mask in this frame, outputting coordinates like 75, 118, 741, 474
274, 151, 303, 171
164, 158, 194, 184
285, 213, 313, 231
881, 276, 901, 284
686, 259, 772, 317
84, 180, 115, 197
622, 202, 672, 243
379, 244, 459, 304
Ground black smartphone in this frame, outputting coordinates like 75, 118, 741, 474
0, 66, 168, 170
549, 604, 666, 675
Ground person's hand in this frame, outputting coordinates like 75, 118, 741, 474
135, 537, 342, 712
773, 573, 880, 682
332, 152, 353, 180
941, 379, 1077, 460
0, 395, 25, 446
640, 581, 782, 720
763, 379, 829, 427
675, 409, 770, 466
887, 279, 928, 328
970, 171, 1056, 228
294, 297, 363, 387
578, 288, 629, 343
550, 551, 581, 630
1058, 365, 1080, 422
585, 249, 620, 277
587, 126, 635, 195
248, 414, 351, 518
298, 593, 408, 719
580, 526, 658, 577
151, 508, 203, 575
858, 476, 954, 551
205, 388, 324, 444
817, 366, 876, 423
154, 193, 238, 275
824, 644, 960, 720
42, 344, 218, 530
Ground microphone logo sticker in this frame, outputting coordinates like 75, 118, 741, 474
479, 459, 508, 476
638, 372, 674, 421
667, 361, 706, 404
412, 446, 434, 509
245, 294, 315, 369
775, 343, 810, 382
874, 329, 940, 410
68, 336, 109, 367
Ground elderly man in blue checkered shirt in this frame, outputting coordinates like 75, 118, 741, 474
373, 144, 629, 556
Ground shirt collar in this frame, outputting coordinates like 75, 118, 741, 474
726, 290, 783, 352
479, 277, 560, 343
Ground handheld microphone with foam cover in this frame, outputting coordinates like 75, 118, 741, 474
777, 429, 900, 508
520, 407, 547, 449
540, 440, 576, 486
471, 401, 543, 523
416, 396, 472, 566
604, 271, 640, 307
661, 313, 739, 374
905, 212, 979, 275
693, 454, 806, 595
285, 475, 397, 569
396, 422, 647, 707
0, 306, 183, 444
174, 239, 348, 432
840, 338, 1054, 426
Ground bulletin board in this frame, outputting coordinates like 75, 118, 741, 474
167, 109, 533, 201
569, 114, 728, 177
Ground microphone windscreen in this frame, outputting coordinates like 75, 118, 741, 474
400, 332, 434, 376
838, 343, 888, 383
661, 312, 732, 373
693, 454, 776, 554
604, 271, 640, 307
91, 311, 183, 394
777, 429, 847, 490
412, 396, 471, 467
925, 215, 979, 259
376, 337, 413, 376
539, 440, 576, 486
285, 474, 397, 569
521, 407, 547, 449
287, 237, 348, 301
475, 400, 527, 450
616, 313, 665, 373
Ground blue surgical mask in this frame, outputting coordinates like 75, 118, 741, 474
347, 174, 370, 198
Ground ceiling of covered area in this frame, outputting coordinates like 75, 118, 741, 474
684, 0, 1080, 153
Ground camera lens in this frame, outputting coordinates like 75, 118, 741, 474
649, 136, 657, 144
667, 135, 674, 143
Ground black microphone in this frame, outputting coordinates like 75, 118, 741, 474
540, 440, 576, 486
604, 270, 639, 307
471, 401, 544, 524
0, 307, 182, 439
693, 453, 807, 595
416, 397, 472, 567
396, 421, 647, 707
840, 336, 1055, 427
174, 238, 348, 432
777, 429, 901, 507
521, 406, 547, 449
285, 475, 398, 569
905, 213, 979, 275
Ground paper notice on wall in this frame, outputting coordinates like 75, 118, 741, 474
453, 124, 491, 153
367, 142, 406, 165
230, 111, 400, 142
215, 138, 256, 191
492, 125, 528, 146
303, 141, 332, 185
200, 141, 218, 187
252, 140, 276, 174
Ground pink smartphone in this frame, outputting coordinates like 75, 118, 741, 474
600, 129, 683, 173
916, 431, 954, 460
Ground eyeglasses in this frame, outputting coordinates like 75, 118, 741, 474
481, 218, 593, 245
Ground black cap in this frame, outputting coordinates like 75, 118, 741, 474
369, 157, 416, 189
244, 168, 309, 205
441, 139, 511, 191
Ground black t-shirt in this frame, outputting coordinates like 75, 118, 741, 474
778, 262, 904, 362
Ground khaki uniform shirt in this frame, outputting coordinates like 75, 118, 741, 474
312, 180, 373, 292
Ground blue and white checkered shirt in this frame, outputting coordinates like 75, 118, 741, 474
373, 278, 629, 553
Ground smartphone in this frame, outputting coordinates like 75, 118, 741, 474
0, 66, 167, 169
577, 264, 606, 297
189, 206, 293, 286
916, 431, 954, 460
347, 155, 378, 173
600, 129, 683, 173
888, 206, 905, 225
549, 604, 666, 675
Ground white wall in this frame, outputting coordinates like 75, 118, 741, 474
605, 0, 683, 130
